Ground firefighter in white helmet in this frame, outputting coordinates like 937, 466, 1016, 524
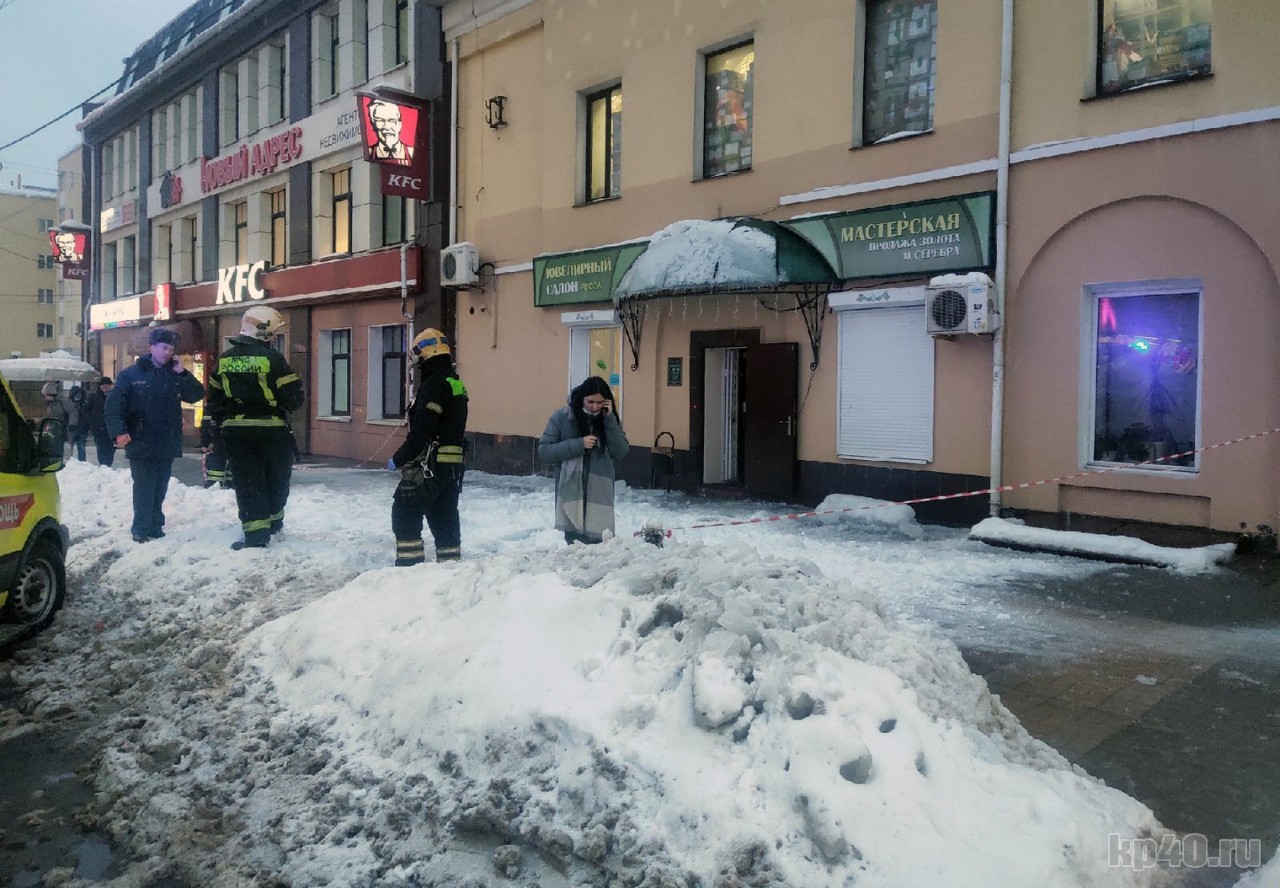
208, 305, 305, 549
388, 327, 469, 564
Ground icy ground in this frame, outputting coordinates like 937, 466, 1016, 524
2, 461, 1261, 887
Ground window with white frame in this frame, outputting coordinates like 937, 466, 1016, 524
103, 242, 118, 298
122, 236, 136, 294
183, 91, 200, 163
181, 215, 199, 282
102, 142, 115, 198
584, 83, 622, 202
701, 41, 754, 178
317, 7, 341, 100
37, 288, 53, 304
318, 328, 352, 417
267, 38, 288, 123
38, 218, 54, 233
381, 194, 406, 246
155, 108, 169, 172
221, 65, 240, 145
353, 0, 369, 84
831, 289, 934, 462
37, 254, 56, 269
331, 167, 352, 254
1099, 0, 1210, 96
393, 0, 409, 66
36, 323, 53, 339
233, 201, 249, 263
157, 223, 174, 282
269, 189, 288, 267
245, 54, 261, 134
562, 310, 624, 412
862, 0, 937, 145
369, 324, 407, 419
1089, 282, 1199, 469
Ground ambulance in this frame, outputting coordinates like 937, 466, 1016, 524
0, 367, 68, 648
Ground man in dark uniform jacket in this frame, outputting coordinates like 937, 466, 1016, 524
208, 306, 304, 550
389, 328, 468, 565
105, 327, 206, 542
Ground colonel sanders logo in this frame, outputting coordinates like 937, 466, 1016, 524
359, 95, 420, 167
49, 228, 90, 278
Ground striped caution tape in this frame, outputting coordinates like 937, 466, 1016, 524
638, 425, 1280, 537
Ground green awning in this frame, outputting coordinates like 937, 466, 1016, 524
613, 217, 838, 302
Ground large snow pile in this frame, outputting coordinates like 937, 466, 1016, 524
245, 540, 1167, 887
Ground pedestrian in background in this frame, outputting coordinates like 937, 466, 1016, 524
538, 376, 629, 544
106, 327, 205, 543
388, 328, 468, 565
40, 382, 70, 456
207, 306, 303, 550
67, 384, 88, 461
86, 376, 115, 466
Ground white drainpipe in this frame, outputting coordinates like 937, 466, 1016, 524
990, 0, 1014, 516
449, 38, 460, 246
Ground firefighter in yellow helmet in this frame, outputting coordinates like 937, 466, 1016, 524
208, 305, 304, 549
388, 328, 468, 564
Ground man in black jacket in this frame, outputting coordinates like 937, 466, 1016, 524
208, 306, 304, 550
389, 328, 468, 565
85, 376, 115, 466
106, 328, 206, 542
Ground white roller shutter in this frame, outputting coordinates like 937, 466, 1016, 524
836, 305, 934, 462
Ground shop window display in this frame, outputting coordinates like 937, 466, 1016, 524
703, 43, 753, 178
1092, 290, 1199, 468
863, 0, 937, 145
1099, 0, 1211, 95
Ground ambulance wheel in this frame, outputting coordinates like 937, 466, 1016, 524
7, 540, 66, 629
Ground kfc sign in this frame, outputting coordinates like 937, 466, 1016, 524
358, 93, 430, 200
49, 228, 90, 279
216, 260, 268, 304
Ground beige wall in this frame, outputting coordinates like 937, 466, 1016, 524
451, 0, 1006, 478
1014, 0, 1280, 149
0, 191, 57, 359
1005, 123, 1280, 531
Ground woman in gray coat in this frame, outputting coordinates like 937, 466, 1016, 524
538, 376, 629, 544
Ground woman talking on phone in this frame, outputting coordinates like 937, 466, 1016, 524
538, 376, 630, 544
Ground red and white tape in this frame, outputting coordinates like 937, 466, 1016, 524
638, 426, 1280, 537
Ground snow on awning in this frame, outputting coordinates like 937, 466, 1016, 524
0, 353, 101, 383
612, 218, 837, 303
612, 218, 838, 372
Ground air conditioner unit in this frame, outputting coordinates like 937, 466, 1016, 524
441, 242, 479, 288
926, 276, 999, 335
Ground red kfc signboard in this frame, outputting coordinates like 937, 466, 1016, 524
357, 93, 430, 200
49, 228, 90, 279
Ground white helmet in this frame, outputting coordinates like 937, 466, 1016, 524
242, 305, 286, 341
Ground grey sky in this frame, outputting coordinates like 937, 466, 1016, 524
0, 0, 196, 190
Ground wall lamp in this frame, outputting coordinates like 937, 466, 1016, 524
485, 95, 508, 129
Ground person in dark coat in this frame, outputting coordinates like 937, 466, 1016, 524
389, 328, 468, 566
66, 384, 88, 460
538, 376, 629, 544
207, 306, 304, 550
41, 383, 70, 455
105, 327, 206, 543
85, 376, 115, 466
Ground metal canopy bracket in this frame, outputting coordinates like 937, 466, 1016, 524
617, 300, 645, 370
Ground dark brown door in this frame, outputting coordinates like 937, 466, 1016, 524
744, 342, 798, 500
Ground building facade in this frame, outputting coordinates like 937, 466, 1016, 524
0, 185, 58, 360
81, 0, 448, 456
54, 147, 86, 358
82, 0, 1280, 539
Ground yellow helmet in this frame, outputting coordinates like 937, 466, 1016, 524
411, 328, 451, 360
242, 305, 286, 341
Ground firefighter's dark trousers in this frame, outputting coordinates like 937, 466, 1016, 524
391, 464, 464, 565
225, 434, 294, 547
